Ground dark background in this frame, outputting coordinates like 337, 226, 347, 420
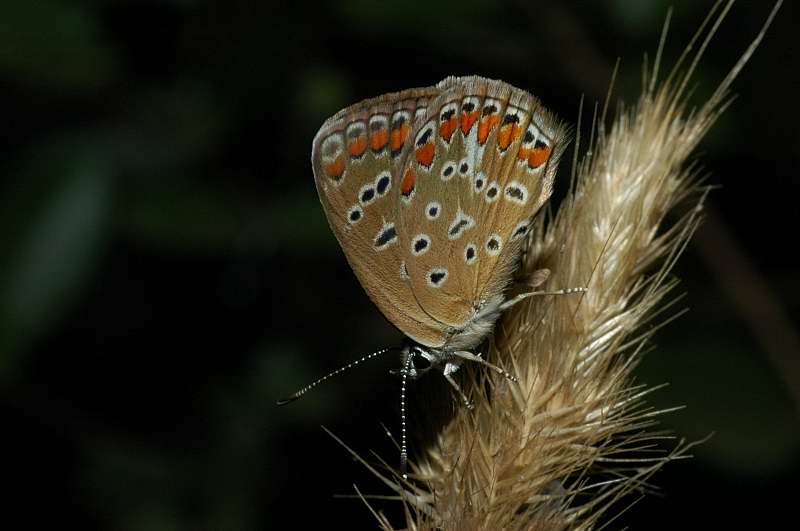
1, 1, 797, 528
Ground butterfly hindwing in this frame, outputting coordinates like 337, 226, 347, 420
396, 76, 569, 333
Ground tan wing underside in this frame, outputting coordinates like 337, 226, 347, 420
311, 86, 450, 348
397, 76, 569, 332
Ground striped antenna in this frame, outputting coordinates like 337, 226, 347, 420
399, 349, 415, 480
276, 347, 396, 405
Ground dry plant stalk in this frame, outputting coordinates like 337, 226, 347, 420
333, 2, 780, 529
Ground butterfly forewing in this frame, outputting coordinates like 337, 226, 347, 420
312, 86, 450, 348
396, 76, 569, 336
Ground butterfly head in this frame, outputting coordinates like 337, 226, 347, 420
400, 343, 436, 380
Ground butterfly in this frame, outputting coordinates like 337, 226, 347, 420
280, 75, 571, 472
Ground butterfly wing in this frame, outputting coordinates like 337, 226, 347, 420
396, 76, 570, 336
311, 85, 452, 348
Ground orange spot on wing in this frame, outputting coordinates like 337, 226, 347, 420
415, 143, 435, 167
477, 115, 499, 145
400, 167, 416, 195
325, 155, 345, 179
497, 124, 515, 151
370, 130, 388, 151
461, 111, 479, 134
347, 137, 367, 158
518, 147, 530, 160
529, 146, 552, 168
438, 116, 458, 142
390, 123, 409, 153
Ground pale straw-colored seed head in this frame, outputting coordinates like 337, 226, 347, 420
331, 2, 781, 529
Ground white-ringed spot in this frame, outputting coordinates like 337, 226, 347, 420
425, 201, 441, 220
346, 204, 363, 225
374, 221, 397, 251
473, 172, 486, 194
485, 181, 500, 203
511, 220, 530, 241
410, 234, 431, 256
504, 181, 528, 205
448, 209, 475, 240
358, 183, 377, 206
464, 242, 477, 265
458, 157, 471, 177
441, 161, 456, 181
427, 267, 449, 288
485, 234, 502, 256
374, 171, 391, 196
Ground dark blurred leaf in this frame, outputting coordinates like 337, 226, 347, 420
0, 139, 113, 380
640, 335, 800, 474
0, 0, 116, 89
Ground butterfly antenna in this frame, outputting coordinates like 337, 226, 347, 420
276, 347, 396, 405
399, 350, 414, 480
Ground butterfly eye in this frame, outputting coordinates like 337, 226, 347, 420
413, 353, 432, 373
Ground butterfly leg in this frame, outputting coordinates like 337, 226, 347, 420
498, 286, 587, 312
452, 350, 518, 383
442, 361, 473, 409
